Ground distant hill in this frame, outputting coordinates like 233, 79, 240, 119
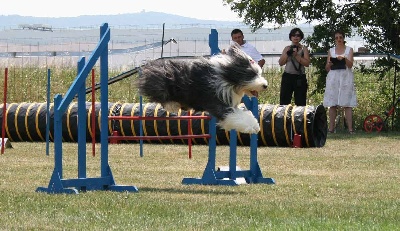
0, 11, 245, 29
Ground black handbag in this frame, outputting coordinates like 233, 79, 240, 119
330, 57, 346, 70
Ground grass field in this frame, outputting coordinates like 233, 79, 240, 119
0, 132, 399, 230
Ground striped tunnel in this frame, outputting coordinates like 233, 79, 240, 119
0, 102, 327, 147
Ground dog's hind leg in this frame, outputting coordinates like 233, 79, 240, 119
218, 108, 260, 134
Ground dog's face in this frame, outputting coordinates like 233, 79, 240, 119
222, 45, 268, 98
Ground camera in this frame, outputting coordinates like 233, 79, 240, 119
286, 45, 298, 56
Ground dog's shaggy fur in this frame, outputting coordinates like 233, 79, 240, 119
137, 46, 268, 134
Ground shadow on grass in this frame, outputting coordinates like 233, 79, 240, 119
138, 187, 240, 195
326, 130, 400, 140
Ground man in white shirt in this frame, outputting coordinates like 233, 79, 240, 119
230, 29, 265, 68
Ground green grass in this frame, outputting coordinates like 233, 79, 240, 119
1, 132, 399, 230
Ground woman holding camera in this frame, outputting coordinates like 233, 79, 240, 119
278, 27, 310, 106
323, 29, 356, 134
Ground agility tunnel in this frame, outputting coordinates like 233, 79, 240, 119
0, 102, 327, 147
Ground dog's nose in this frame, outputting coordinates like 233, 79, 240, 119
263, 85, 268, 89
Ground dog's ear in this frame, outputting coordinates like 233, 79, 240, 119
230, 41, 241, 49
226, 42, 242, 56
226, 43, 255, 64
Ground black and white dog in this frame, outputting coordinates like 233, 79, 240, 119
137, 45, 268, 134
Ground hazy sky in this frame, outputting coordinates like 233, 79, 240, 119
0, 0, 242, 21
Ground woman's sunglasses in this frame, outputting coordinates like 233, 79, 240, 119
291, 33, 302, 38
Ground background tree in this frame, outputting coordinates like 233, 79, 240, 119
223, 0, 400, 94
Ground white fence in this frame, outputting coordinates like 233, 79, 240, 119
0, 26, 368, 70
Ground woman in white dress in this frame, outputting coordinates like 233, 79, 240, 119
323, 30, 357, 134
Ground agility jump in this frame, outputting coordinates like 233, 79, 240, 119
33, 24, 277, 193
36, 23, 139, 193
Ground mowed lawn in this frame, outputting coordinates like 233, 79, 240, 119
0, 132, 399, 230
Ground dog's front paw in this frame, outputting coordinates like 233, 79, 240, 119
219, 109, 260, 134
242, 123, 260, 134
219, 108, 261, 134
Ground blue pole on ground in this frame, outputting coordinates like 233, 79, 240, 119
46, 69, 51, 156
229, 130, 237, 180
77, 57, 87, 179
54, 94, 63, 179
100, 24, 109, 178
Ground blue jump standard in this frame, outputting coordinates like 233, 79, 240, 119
183, 29, 274, 185
36, 23, 138, 194
182, 97, 275, 186
36, 165, 138, 194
